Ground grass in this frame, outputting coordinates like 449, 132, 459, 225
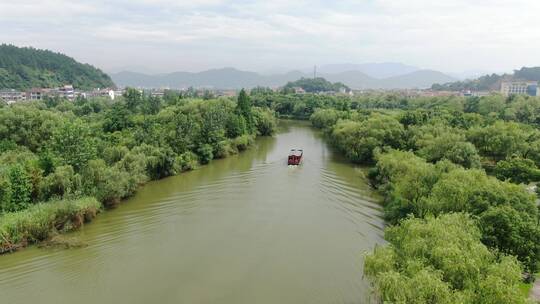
0, 197, 101, 253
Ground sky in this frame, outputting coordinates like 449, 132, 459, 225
1, 0, 539, 75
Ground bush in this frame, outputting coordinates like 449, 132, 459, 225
364, 213, 527, 304
197, 144, 214, 164
494, 156, 540, 184
331, 114, 405, 163
174, 152, 198, 172
39, 165, 81, 201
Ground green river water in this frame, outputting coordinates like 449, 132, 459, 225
0, 120, 384, 304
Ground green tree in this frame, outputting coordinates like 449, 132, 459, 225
123, 88, 144, 112
6, 165, 32, 212
331, 114, 404, 163
236, 89, 254, 133
49, 120, 97, 170
479, 205, 540, 274
494, 156, 540, 184
364, 213, 526, 304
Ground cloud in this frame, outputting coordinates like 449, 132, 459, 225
0, 0, 539, 73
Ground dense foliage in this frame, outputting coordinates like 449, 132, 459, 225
282, 77, 350, 93
431, 66, 540, 92
0, 44, 115, 90
246, 89, 540, 302
364, 213, 526, 303
0, 89, 276, 250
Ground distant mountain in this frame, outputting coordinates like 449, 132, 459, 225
382, 70, 457, 89
317, 62, 420, 79
0, 44, 115, 90
111, 67, 456, 90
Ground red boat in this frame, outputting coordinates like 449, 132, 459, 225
288, 149, 303, 165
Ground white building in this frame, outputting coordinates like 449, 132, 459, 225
0, 89, 26, 103
58, 85, 75, 101
500, 81, 539, 96
80, 88, 115, 100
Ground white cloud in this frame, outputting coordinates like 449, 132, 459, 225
0, 0, 539, 73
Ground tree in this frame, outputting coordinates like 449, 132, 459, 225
236, 89, 254, 133
225, 113, 246, 138
123, 88, 143, 112
479, 205, 540, 274
48, 120, 97, 170
252, 107, 276, 136
494, 156, 540, 184
364, 213, 526, 304
6, 165, 32, 212
142, 95, 162, 115
103, 102, 132, 132
331, 114, 404, 163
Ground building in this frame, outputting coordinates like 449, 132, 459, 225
58, 85, 75, 100
500, 81, 539, 96
80, 88, 115, 100
0, 89, 26, 103
293, 87, 306, 94
26, 88, 44, 100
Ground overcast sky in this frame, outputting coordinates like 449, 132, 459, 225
1, 0, 539, 75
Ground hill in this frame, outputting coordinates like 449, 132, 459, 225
317, 62, 419, 78
111, 68, 455, 90
432, 67, 540, 91
283, 77, 350, 93
0, 44, 115, 90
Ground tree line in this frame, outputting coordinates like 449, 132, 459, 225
0, 88, 276, 252
248, 89, 540, 302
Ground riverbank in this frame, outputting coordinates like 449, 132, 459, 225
0, 120, 383, 304
0, 134, 258, 255
0, 197, 100, 253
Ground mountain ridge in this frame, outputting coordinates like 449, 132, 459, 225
111, 67, 456, 90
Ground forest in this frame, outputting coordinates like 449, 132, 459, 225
0, 44, 115, 90
0, 89, 276, 252
250, 90, 540, 303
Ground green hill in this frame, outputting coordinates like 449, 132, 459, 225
0, 44, 115, 90
284, 77, 350, 93
432, 66, 540, 92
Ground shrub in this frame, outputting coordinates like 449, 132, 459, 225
364, 213, 526, 304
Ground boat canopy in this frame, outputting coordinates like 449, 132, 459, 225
289, 149, 303, 157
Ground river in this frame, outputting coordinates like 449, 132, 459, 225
0, 120, 384, 304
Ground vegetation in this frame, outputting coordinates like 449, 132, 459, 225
283, 77, 350, 93
245, 89, 540, 302
0, 197, 101, 253
0, 89, 276, 251
432, 66, 540, 92
364, 213, 526, 303
0, 44, 115, 90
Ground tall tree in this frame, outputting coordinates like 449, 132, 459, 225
236, 89, 254, 133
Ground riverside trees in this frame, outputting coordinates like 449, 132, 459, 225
0, 89, 276, 249
295, 91, 540, 302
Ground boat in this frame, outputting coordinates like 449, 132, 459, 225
288, 149, 303, 165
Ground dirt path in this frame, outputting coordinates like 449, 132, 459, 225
531, 279, 540, 303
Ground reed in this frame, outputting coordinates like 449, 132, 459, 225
0, 197, 101, 253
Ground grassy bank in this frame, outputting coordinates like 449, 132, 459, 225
0, 197, 101, 253
0, 133, 259, 254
